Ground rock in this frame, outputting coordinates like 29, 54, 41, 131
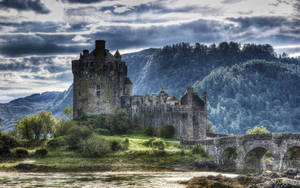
270, 173, 280, 179
14, 163, 53, 171
193, 160, 218, 170
186, 175, 239, 188
14, 163, 38, 170
283, 169, 299, 179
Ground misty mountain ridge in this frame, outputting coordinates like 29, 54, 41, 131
1, 42, 300, 134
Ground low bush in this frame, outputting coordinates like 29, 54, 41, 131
152, 139, 165, 150
35, 149, 48, 158
122, 138, 129, 150
111, 140, 122, 151
80, 135, 111, 157
111, 138, 130, 151
143, 138, 165, 150
0, 132, 19, 155
144, 126, 155, 136
142, 138, 156, 147
95, 128, 111, 135
158, 125, 175, 138
54, 120, 77, 137
47, 136, 67, 148
14, 148, 29, 158
192, 145, 208, 157
66, 125, 93, 150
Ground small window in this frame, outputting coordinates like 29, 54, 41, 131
96, 84, 101, 97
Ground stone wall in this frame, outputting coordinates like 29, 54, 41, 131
72, 40, 132, 118
121, 88, 207, 139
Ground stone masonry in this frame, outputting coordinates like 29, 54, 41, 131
72, 40, 208, 139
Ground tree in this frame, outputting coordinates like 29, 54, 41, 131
63, 106, 73, 119
16, 116, 34, 140
16, 111, 56, 141
246, 125, 270, 134
39, 111, 56, 139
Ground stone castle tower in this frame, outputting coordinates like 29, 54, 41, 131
72, 40, 132, 118
72, 40, 208, 139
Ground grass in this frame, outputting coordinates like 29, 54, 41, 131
0, 133, 210, 171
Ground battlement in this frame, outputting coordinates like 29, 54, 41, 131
72, 42, 128, 77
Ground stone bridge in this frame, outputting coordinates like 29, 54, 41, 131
181, 133, 300, 172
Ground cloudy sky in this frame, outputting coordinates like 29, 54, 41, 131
0, 0, 299, 103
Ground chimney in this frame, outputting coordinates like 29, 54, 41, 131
95, 40, 105, 58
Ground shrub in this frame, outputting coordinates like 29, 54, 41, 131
246, 125, 270, 134
122, 138, 129, 150
158, 125, 175, 138
47, 136, 67, 148
143, 138, 165, 150
142, 138, 156, 147
54, 120, 77, 137
15, 148, 28, 158
95, 128, 111, 135
144, 126, 155, 136
80, 135, 111, 157
110, 138, 130, 151
152, 139, 165, 150
66, 125, 93, 150
111, 140, 122, 151
0, 132, 19, 155
192, 145, 208, 157
35, 149, 48, 158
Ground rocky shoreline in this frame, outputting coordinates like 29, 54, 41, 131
185, 169, 300, 188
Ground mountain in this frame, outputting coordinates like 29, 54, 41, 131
1, 42, 300, 134
0, 91, 62, 131
193, 60, 300, 134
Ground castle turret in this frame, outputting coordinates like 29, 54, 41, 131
114, 50, 121, 61
72, 40, 132, 118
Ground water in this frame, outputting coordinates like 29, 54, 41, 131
0, 171, 239, 187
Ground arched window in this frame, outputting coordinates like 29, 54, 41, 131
96, 84, 101, 97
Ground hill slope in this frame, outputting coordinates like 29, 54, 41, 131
193, 60, 300, 134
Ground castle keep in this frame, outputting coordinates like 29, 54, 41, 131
72, 40, 208, 139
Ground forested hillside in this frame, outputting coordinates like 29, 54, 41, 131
1, 42, 299, 134
193, 60, 300, 134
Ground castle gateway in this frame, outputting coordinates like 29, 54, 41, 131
72, 40, 208, 139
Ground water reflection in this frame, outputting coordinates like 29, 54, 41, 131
0, 171, 239, 187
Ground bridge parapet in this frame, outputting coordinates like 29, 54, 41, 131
181, 133, 300, 172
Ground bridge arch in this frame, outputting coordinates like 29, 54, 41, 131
283, 145, 300, 169
243, 146, 275, 173
220, 147, 238, 171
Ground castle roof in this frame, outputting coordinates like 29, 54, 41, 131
114, 50, 121, 59
167, 96, 178, 101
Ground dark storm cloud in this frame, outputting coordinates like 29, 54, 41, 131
0, 21, 61, 33
228, 16, 300, 44
0, 0, 50, 14
0, 21, 91, 33
98, 3, 220, 16
0, 34, 89, 57
91, 19, 229, 50
228, 16, 289, 30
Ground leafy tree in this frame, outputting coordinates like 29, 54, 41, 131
63, 106, 73, 119
16, 111, 56, 141
246, 125, 270, 134
16, 116, 34, 140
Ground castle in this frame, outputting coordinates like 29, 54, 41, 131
72, 40, 208, 139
